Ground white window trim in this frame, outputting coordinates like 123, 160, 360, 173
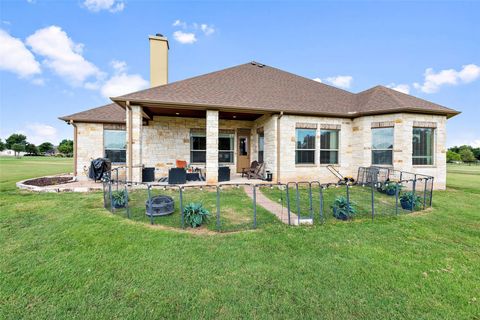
104, 129, 127, 164
412, 127, 436, 167
219, 133, 234, 164
190, 132, 206, 164
295, 128, 316, 165
371, 127, 394, 166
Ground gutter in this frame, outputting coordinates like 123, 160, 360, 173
276, 111, 284, 183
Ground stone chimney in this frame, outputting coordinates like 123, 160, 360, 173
149, 33, 169, 87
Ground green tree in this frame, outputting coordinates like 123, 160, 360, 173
25, 143, 39, 155
58, 139, 73, 156
446, 150, 461, 163
11, 143, 25, 157
459, 148, 476, 163
38, 142, 55, 154
0, 139, 5, 151
472, 147, 480, 160
6, 133, 27, 149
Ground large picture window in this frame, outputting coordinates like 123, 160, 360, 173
413, 128, 434, 165
372, 127, 393, 165
320, 130, 339, 164
296, 128, 316, 164
104, 130, 126, 163
258, 133, 264, 163
219, 133, 234, 163
190, 132, 206, 163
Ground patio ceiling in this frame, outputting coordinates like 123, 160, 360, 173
142, 106, 265, 121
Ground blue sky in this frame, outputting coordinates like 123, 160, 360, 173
0, 0, 479, 147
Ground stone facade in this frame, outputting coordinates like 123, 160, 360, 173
74, 109, 447, 189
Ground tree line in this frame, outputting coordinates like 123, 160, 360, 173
447, 145, 479, 163
0, 133, 73, 157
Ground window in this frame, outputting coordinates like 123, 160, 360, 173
372, 127, 393, 165
219, 133, 234, 163
413, 128, 434, 165
258, 133, 264, 163
320, 130, 339, 164
190, 132, 206, 163
296, 128, 316, 164
104, 130, 126, 163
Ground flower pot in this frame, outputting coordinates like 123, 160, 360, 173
400, 200, 414, 210
385, 188, 396, 196
112, 199, 126, 209
333, 207, 349, 220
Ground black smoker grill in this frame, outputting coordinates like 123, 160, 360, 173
88, 158, 111, 182
146, 196, 175, 216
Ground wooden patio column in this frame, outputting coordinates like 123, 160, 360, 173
205, 110, 219, 184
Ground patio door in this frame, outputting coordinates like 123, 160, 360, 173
236, 129, 250, 173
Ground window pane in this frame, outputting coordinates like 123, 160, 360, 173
104, 130, 126, 149
258, 151, 264, 163
190, 151, 206, 163
219, 136, 233, 151
372, 128, 393, 150
239, 137, 248, 156
219, 151, 233, 163
320, 130, 339, 150
258, 133, 264, 163
296, 150, 315, 164
105, 150, 126, 163
296, 129, 316, 150
413, 128, 433, 165
320, 151, 338, 164
372, 150, 393, 165
191, 136, 206, 150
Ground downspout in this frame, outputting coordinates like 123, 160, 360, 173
126, 101, 133, 181
276, 111, 284, 183
70, 120, 78, 177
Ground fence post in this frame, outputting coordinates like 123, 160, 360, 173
295, 183, 301, 226
371, 180, 375, 221
180, 187, 184, 229
319, 185, 324, 223
395, 182, 399, 215
125, 185, 130, 219
102, 181, 107, 209
411, 175, 417, 213
109, 181, 114, 213
216, 186, 221, 231
147, 185, 154, 225
286, 184, 291, 225
429, 177, 434, 207
346, 183, 350, 210
116, 169, 119, 191
423, 178, 427, 210
308, 183, 313, 221
252, 185, 257, 229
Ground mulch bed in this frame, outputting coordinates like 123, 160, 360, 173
23, 177, 73, 187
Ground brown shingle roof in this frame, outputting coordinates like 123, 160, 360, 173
59, 103, 125, 123
60, 62, 460, 123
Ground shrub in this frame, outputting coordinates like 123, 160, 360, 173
381, 182, 402, 195
111, 189, 128, 208
399, 191, 421, 210
183, 202, 210, 228
331, 196, 356, 220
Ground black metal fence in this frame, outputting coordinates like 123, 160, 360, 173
101, 167, 434, 231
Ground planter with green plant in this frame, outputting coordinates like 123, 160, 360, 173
331, 196, 357, 221
111, 189, 128, 208
399, 191, 421, 210
381, 182, 402, 196
183, 202, 210, 228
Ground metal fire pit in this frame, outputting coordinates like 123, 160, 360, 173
146, 195, 175, 217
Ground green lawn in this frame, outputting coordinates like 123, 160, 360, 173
1, 157, 479, 319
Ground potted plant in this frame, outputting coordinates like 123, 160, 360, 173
183, 202, 210, 228
331, 196, 357, 221
399, 191, 421, 210
382, 182, 402, 196
111, 189, 128, 208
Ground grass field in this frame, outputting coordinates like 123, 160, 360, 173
1, 157, 479, 319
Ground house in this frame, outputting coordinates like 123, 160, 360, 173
59, 34, 460, 189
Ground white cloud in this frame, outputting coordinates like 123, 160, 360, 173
0, 29, 41, 78
173, 31, 197, 44
414, 64, 480, 93
471, 139, 480, 148
313, 78, 322, 83
26, 26, 103, 87
25, 123, 59, 144
386, 83, 410, 94
325, 75, 353, 89
83, 0, 124, 13
172, 19, 187, 28
100, 60, 148, 97
200, 24, 215, 36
